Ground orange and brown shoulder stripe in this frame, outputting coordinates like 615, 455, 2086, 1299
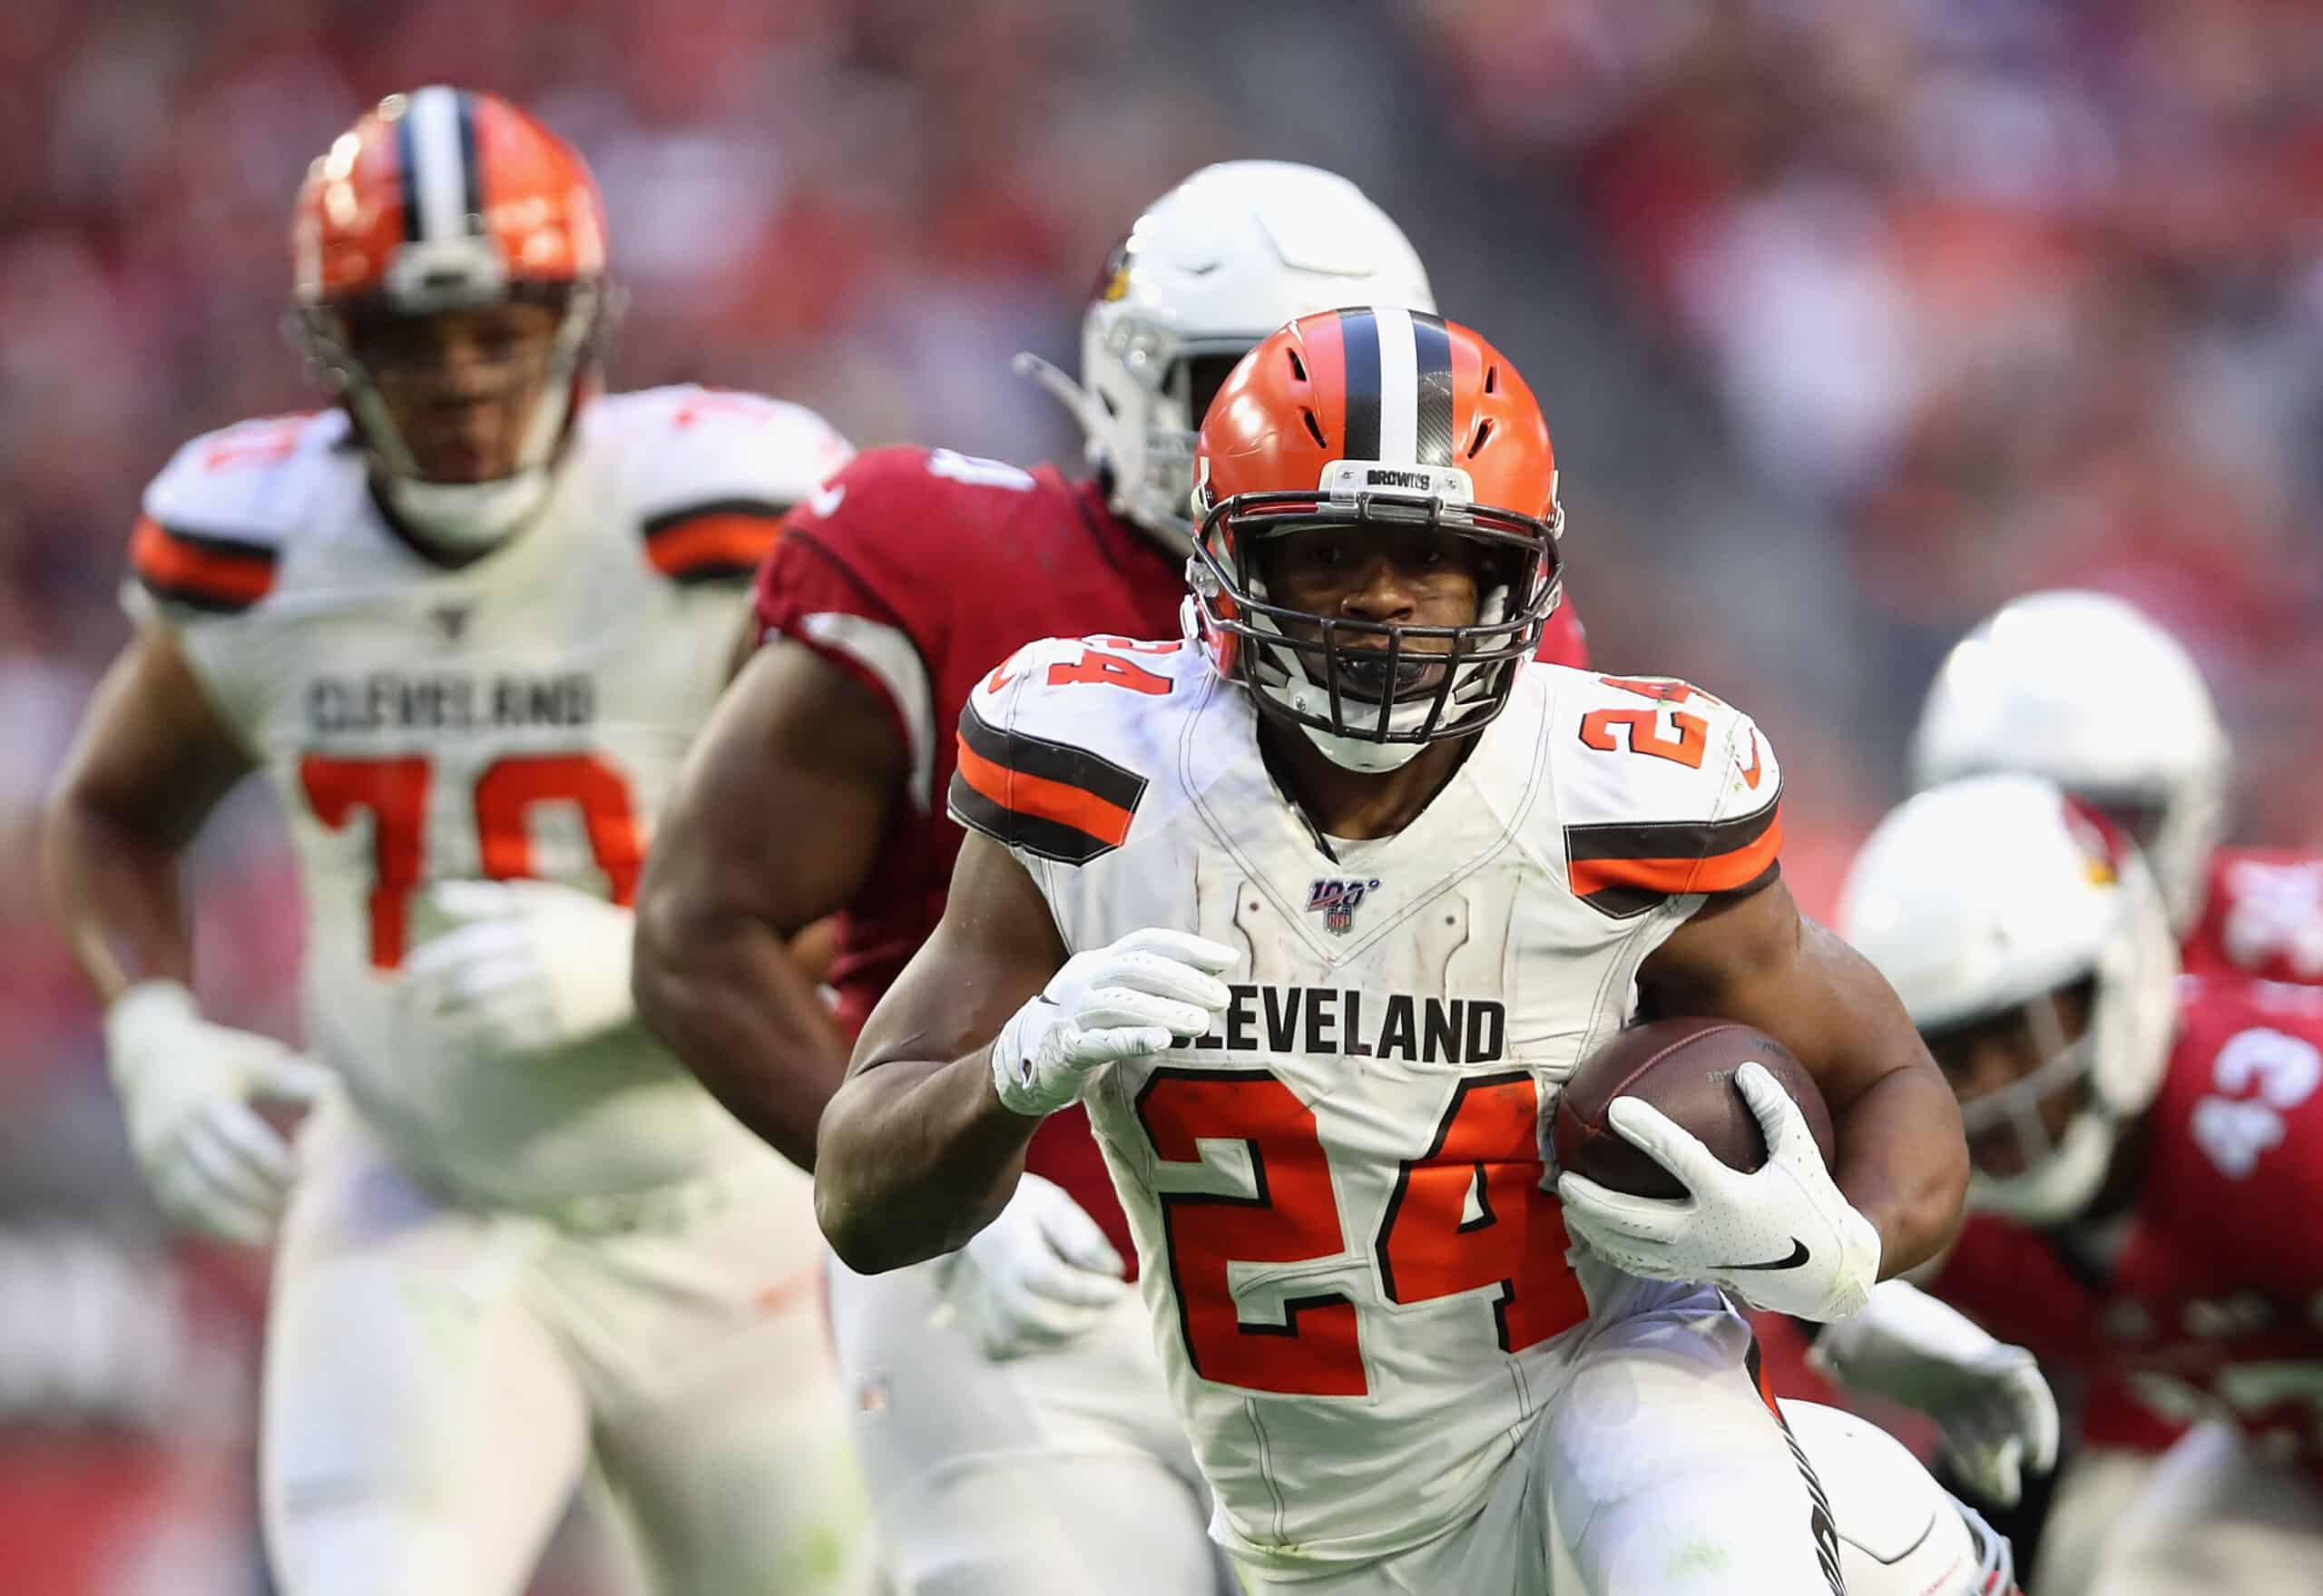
946, 699, 1149, 866
642, 496, 793, 583
130, 515, 280, 614
1563, 787, 1784, 918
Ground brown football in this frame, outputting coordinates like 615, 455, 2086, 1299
1553, 1018, 1836, 1199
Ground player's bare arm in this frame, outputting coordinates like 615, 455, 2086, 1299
46, 621, 328, 1246
46, 622, 254, 998
812, 829, 1069, 1270
1639, 876, 1970, 1276
632, 637, 904, 1170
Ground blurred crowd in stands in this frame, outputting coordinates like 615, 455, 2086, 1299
2, 1, 2318, 1587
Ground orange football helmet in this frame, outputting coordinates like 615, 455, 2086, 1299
1189, 307, 1564, 769
290, 86, 614, 543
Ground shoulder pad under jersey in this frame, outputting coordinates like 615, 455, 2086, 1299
946, 633, 1197, 867
773, 444, 1056, 597
756, 445, 1079, 811
756, 442, 1068, 655
598, 385, 853, 584
131, 412, 345, 617
1547, 668, 1784, 917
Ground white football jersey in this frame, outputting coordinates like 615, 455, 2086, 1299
127, 387, 851, 1210
947, 636, 1784, 1572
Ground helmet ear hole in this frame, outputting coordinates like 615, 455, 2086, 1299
1484, 364, 1497, 395
1301, 409, 1328, 449
1286, 346, 1308, 384
1466, 418, 1495, 459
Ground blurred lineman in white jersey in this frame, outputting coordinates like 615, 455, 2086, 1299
43, 87, 875, 1596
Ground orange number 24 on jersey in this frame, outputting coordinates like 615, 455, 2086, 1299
299, 751, 642, 968
1579, 676, 1717, 769
1135, 1068, 1586, 1396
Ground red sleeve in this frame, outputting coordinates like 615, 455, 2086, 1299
1534, 596, 1589, 666
750, 446, 954, 811
2181, 848, 2323, 986
750, 446, 944, 644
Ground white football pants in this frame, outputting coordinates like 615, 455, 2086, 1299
825, 1253, 1237, 1595
1233, 1289, 1849, 1596
260, 1096, 878, 1596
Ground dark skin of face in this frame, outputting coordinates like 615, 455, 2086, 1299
1923, 978, 2158, 1229
1924, 982, 2095, 1180
347, 300, 561, 485
1249, 523, 1491, 840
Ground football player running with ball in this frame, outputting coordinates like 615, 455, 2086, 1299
812, 308, 1977, 1595
637, 161, 1597, 1594
44, 89, 875, 1596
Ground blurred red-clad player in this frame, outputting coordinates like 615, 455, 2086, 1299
1832, 773, 2323, 1594
1887, 585, 2323, 1583
634, 160, 1585, 1594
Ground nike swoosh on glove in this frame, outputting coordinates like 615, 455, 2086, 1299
1556, 1059, 1881, 1321
398, 879, 637, 1058
934, 1172, 1131, 1359
1811, 1278, 2061, 1506
990, 928, 1238, 1117
105, 980, 333, 1246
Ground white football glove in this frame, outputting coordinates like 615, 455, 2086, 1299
398, 879, 636, 1058
990, 929, 1237, 1117
1556, 1059, 1881, 1322
1810, 1278, 2061, 1506
104, 980, 332, 1246
934, 1172, 1131, 1359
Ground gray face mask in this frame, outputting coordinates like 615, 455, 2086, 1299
1950, 987, 2094, 1180
298, 280, 610, 552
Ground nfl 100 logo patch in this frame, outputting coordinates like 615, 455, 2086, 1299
1307, 876, 1382, 936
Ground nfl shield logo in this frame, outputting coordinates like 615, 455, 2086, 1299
1307, 876, 1382, 936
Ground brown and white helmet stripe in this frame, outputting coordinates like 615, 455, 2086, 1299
293, 86, 606, 308
392, 85, 485, 246
1329, 305, 1457, 466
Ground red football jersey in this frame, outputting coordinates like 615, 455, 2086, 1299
1931, 974, 2323, 1474
752, 444, 1590, 1270
2183, 847, 2323, 987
